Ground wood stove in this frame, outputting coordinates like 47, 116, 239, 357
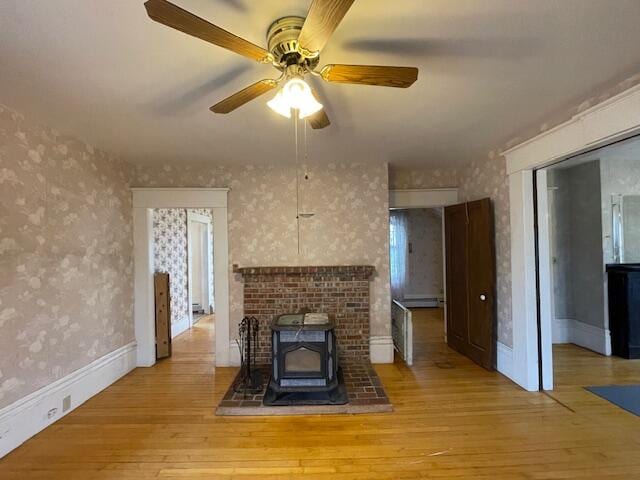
263, 313, 347, 405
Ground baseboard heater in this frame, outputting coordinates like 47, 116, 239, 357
401, 296, 442, 308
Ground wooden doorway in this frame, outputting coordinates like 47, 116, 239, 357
444, 198, 496, 370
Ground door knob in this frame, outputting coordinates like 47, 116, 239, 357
480, 294, 487, 301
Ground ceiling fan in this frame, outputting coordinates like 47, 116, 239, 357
144, 0, 419, 129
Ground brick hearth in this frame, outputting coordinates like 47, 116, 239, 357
235, 265, 375, 365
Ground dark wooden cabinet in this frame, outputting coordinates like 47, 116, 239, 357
607, 264, 640, 359
444, 198, 496, 370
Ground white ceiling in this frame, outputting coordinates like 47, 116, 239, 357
1, 0, 640, 168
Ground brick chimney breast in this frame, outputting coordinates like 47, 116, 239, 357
236, 265, 375, 364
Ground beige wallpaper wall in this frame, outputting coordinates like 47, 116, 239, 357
152, 208, 190, 325
405, 209, 443, 298
389, 167, 459, 190
463, 74, 640, 349
0, 104, 134, 408
458, 153, 512, 347
133, 162, 391, 341
388, 163, 512, 347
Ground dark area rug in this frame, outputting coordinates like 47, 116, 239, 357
216, 361, 392, 416
585, 384, 640, 416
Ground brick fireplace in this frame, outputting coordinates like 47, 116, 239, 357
235, 265, 375, 365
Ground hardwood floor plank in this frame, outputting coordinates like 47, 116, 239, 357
1, 311, 639, 479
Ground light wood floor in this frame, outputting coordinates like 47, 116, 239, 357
2, 310, 640, 479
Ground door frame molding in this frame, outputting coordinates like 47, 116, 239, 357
502, 83, 640, 391
131, 188, 230, 367
389, 188, 458, 209
389, 188, 459, 344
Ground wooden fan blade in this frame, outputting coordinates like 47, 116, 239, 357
297, 0, 355, 58
210, 79, 278, 114
144, 0, 273, 63
321, 64, 419, 88
307, 89, 330, 129
307, 109, 330, 129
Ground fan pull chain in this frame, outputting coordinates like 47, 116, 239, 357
304, 119, 309, 181
294, 109, 301, 255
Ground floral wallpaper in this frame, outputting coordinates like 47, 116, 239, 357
133, 162, 391, 341
405, 209, 443, 298
153, 209, 189, 326
389, 162, 512, 347
458, 73, 640, 349
2, 70, 636, 409
152, 208, 214, 327
389, 166, 459, 190
458, 152, 512, 347
0, 103, 133, 408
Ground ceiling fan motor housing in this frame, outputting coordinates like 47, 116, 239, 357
267, 16, 319, 70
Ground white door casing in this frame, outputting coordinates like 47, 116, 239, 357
502, 83, 640, 391
132, 188, 230, 367
389, 189, 459, 352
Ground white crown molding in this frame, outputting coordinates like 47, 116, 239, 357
503, 83, 640, 174
0, 342, 137, 458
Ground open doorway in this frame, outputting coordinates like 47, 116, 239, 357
388, 188, 458, 367
153, 208, 214, 340
390, 207, 446, 366
537, 135, 640, 394
132, 188, 230, 368
187, 211, 214, 326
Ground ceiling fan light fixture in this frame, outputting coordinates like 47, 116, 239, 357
267, 78, 323, 119
266, 90, 292, 118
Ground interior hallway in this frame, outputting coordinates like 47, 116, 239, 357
2, 311, 640, 479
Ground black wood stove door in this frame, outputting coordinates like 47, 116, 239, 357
278, 342, 326, 379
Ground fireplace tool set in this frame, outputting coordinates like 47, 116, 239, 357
233, 316, 263, 396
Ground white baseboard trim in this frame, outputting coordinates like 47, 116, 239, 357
0, 342, 137, 459
497, 341, 515, 382
553, 318, 611, 355
171, 316, 190, 339
370, 335, 394, 364
228, 340, 241, 367
553, 318, 570, 344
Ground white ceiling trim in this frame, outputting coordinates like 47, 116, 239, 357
503, 83, 640, 174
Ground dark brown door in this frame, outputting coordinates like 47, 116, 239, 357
444, 198, 496, 370
444, 203, 469, 352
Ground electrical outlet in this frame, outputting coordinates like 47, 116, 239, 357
47, 407, 58, 419
63, 395, 71, 412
